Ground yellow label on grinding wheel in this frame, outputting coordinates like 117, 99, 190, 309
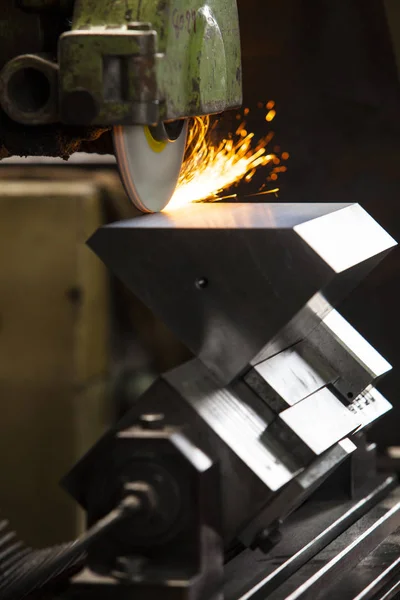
144, 126, 168, 153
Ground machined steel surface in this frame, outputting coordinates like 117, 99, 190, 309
331, 527, 400, 599
307, 308, 392, 401
165, 359, 297, 492
269, 387, 361, 464
269, 494, 400, 600
245, 309, 391, 415
245, 342, 337, 413
238, 437, 357, 546
224, 477, 398, 600
88, 202, 396, 385
244, 302, 392, 463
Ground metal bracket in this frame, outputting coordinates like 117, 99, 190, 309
59, 24, 162, 126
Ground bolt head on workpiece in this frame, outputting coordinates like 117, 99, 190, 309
138, 413, 165, 429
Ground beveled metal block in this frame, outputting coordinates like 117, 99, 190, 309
88, 202, 396, 384
306, 308, 392, 401
269, 387, 361, 464
244, 341, 337, 413
244, 308, 392, 414
165, 359, 298, 492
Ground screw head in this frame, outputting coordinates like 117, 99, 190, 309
252, 520, 282, 554
195, 277, 208, 290
139, 413, 165, 430
114, 555, 147, 580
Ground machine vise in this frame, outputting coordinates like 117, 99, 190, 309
53, 201, 398, 600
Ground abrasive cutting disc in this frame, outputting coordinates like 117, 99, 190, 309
113, 121, 188, 213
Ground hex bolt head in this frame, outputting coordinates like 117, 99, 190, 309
252, 520, 283, 554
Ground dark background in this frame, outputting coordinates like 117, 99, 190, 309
232, 0, 400, 448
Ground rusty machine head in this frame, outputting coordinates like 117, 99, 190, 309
0, 0, 242, 211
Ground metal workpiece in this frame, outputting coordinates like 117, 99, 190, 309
244, 307, 392, 430
306, 308, 392, 402
70, 200, 399, 598
88, 202, 396, 385
244, 303, 393, 489
244, 341, 337, 414
252, 203, 397, 364
268, 387, 361, 467
165, 359, 298, 493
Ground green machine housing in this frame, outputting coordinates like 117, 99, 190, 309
0, 0, 242, 128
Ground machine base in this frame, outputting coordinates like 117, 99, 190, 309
225, 476, 400, 600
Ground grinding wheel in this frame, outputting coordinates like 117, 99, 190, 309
113, 120, 188, 213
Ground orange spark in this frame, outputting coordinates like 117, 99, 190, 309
265, 109, 276, 122
166, 105, 288, 211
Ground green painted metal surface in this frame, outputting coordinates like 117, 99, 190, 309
59, 0, 242, 125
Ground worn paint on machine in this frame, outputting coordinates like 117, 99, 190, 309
59, 0, 242, 125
